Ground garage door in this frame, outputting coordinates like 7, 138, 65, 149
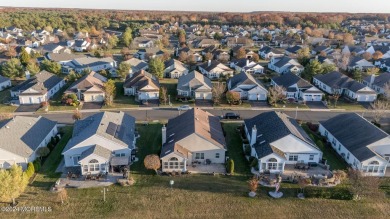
357, 95, 375, 102
304, 94, 322, 101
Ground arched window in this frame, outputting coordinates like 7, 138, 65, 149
169, 157, 178, 161
369, 161, 379, 165
268, 158, 277, 162
88, 159, 99, 172
89, 159, 99, 163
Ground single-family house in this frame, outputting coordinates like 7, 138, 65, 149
10, 70, 66, 105
73, 39, 90, 52
61, 111, 137, 175
313, 71, 377, 102
164, 59, 188, 78
160, 108, 226, 173
342, 45, 365, 55
195, 39, 220, 48
268, 57, 304, 75
123, 58, 149, 76
226, 37, 254, 48
123, 70, 160, 101
198, 60, 234, 79
258, 46, 284, 60
227, 72, 268, 101
285, 45, 303, 56
347, 56, 375, 71
62, 57, 117, 75
271, 73, 324, 101
136, 47, 164, 60
319, 113, 390, 177
244, 111, 323, 174
363, 72, 390, 95
132, 37, 155, 48
0, 116, 58, 170
64, 71, 107, 103
230, 59, 264, 74
177, 71, 212, 100
0, 75, 11, 91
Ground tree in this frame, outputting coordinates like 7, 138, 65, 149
263, 33, 272, 41
304, 27, 312, 35
212, 82, 225, 105
144, 154, 161, 174
122, 27, 133, 47
331, 91, 341, 107
370, 100, 389, 125
161, 36, 170, 48
343, 33, 354, 45
178, 51, 188, 63
159, 86, 168, 105
204, 52, 213, 61
36, 147, 50, 159
117, 62, 131, 79
226, 159, 234, 174
352, 68, 362, 82
26, 62, 40, 75
226, 91, 241, 105
178, 29, 186, 45
5, 47, 17, 58
235, 47, 246, 59
19, 47, 31, 66
57, 188, 68, 204
321, 63, 337, 74
103, 79, 116, 106
268, 86, 285, 106
298, 178, 311, 197
363, 52, 372, 61
148, 58, 165, 79
41, 59, 62, 75
25, 162, 35, 178
107, 35, 119, 49
0, 165, 29, 205
248, 177, 259, 196
347, 168, 383, 201
302, 60, 323, 81
121, 47, 131, 60
297, 47, 310, 63
0, 58, 24, 79
372, 51, 383, 60
383, 83, 390, 101
251, 53, 260, 62
72, 109, 82, 121
214, 32, 223, 41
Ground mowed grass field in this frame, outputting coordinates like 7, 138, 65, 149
1, 124, 389, 219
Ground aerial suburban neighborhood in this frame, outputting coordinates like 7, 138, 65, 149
0, 1, 389, 218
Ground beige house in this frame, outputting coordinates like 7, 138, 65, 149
160, 108, 226, 173
65, 71, 107, 102
123, 70, 160, 101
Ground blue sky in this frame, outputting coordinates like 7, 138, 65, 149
0, 0, 389, 13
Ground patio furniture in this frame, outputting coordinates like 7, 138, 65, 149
205, 159, 211, 165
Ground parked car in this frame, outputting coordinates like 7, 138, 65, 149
178, 105, 192, 111
224, 112, 241, 119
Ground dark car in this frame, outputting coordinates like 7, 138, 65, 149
224, 112, 241, 119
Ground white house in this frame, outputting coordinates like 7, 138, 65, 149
362, 73, 390, 95
268, 56, 304, 75
64, 71, 107, 103
10, 71, 66, 105
271, 73, 324, 101
0, 116, 58, 170
123, 58, 149, 76
123, 70, 160, 101
62, 57, 117, 75
73, 39, 90, 52
198, 60, 234, 79
244, 111, 322, 174
313, 71, 377, 102
160, 108, 226, 173
227, 72, 268, 101
258, 46, 284, 60
177, 71, 212, 100
61, 112, 137, 175
347, 57, 375, 71
230, 59, 264, 74
164, 59, 188, 78
0, 75, 11, 91
319, 113, 390, 177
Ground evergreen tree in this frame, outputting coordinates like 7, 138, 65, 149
148, 58, 165, 79
122, 27, 133, 47
19, 47, 31, 66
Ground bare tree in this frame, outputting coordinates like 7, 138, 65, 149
144, 154, 161, 175
268, 86, 285, 107
159, 86, 168, 105
72, 109, 82, 120
212, 82, 225, 105
370, 100, 389, 124
347, 168, 383, 201
382, 83, 390, 101
331, 91, 341, 108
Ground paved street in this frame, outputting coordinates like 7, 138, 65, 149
25, 108, 390, 130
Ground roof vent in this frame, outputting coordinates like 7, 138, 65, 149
168, 139, 174, 143
5, 126, 10, 129
257, 134, 263, 138
260, 140, 266, 144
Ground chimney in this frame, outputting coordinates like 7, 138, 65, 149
246, 59, 249, 66
162, 125, 167, 145
370, 74, 375, 85
208, 59, 211, 67
250, 125, 257, 145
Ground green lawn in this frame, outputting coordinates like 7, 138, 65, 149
276, 102, 310, 109
2, 123, 390, 218
102, 81, 139, 109
327, 99, 367, 111
159, 78, 193, 107
301, 124, 348, 170
0, 89, 17, 113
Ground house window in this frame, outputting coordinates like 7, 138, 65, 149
267, 158, 278, 170
101, 164, 106, 172
338, 144, 341, 151
324, 130, 328, 137
72, 156, 80, 166
216, 153, 220, 158
309, 155, 314, 161
347, 153, 350, 160
168, 157, 180, 169
83, 165, 88, 172
195, 153, 205, 159
288, 155, 298, 161
164, 162, 168, 169
332, 138, 336, 146
115, 153, 126, 157
88, 159, 99, 172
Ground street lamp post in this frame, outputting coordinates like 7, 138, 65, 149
101, 188, 109, 202
295, 106, 298, 119
168, 95, 171, 106
169, 180, 174, 190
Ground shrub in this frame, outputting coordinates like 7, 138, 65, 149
226, 159, 234, 174
47, 142, 54, 151
307, 122, 319, 132
309, 134, 315, 141
33, 160, 41, 172
316, 140, 324, 149
25, 162, 35, 178
55, 135, 60, 143
305, 187, 353, 200
244, 145, 251, 156
50, 136, 56, 145
250, 158, 258, 168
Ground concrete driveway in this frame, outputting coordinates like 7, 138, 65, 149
82, 102, 103, 110
195, 99, 213, 107
248, 101, 270, 108
306, 102, 328, 109
15, 104, 41, 112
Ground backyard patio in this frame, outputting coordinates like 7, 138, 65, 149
56, 172, 124, 189
186, 164, 226, 174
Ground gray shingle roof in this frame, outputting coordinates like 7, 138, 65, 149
320, 113, 388, 161
123, 70, 160, 91
244, 111, 316, 158
177, 71, 212, 92
272, 72, 312, 89
11, 70, 63, 95
314, 71, 373, 93
364, 73, 390, 87
80, 144, 112, 161
0, 116, 57, 158
0, 75, 10, 84
62, 111, 136, 153
229, 72, 266, 90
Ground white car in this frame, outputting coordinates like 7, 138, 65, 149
177, 105, 192, 111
